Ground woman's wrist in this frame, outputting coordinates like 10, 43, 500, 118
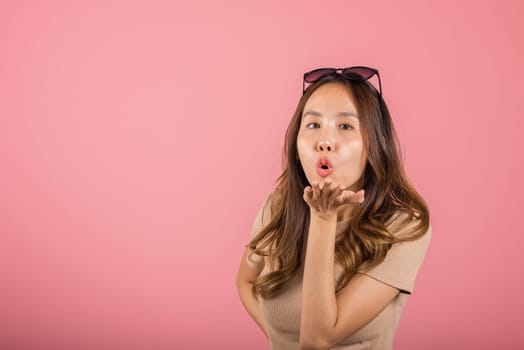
309, 209, 337, 222
308, 210, 338, 239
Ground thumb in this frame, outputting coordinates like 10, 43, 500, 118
303, 186, 313, 204
356, 189, 365, 203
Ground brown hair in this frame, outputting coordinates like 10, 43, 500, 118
247, 75, 430, 299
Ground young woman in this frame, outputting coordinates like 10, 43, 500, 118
236, 66, 432, 350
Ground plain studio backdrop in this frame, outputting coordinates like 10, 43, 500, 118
1, 0, 522, 349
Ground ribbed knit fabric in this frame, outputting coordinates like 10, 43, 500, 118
246, 193, 432, 350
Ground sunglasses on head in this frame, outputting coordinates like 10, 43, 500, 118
303, 66, 382, 97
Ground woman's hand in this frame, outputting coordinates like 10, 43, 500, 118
303, 179, 365, 220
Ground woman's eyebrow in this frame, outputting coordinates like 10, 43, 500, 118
302, 110, 358, 119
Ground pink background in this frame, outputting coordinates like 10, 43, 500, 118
1, 0, 522, 349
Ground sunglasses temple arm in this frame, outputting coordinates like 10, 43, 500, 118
377, 72, 382, 96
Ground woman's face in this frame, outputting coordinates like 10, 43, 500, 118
297, 83, 367, 192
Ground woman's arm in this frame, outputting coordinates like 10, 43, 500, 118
236, 190, 277, 339
299, 211, 338, 349
299, 181, 401, 349
236, 247, 269, 339
300, 214, 400, 350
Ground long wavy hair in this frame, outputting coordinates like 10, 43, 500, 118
247, 74, 430, 300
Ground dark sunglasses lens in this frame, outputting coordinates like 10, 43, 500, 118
304, 69, 336, 83
343, 67, 376, 80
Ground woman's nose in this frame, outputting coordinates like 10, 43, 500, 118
317, 140, 334, 152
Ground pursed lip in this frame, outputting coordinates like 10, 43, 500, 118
316, 157, 333, 169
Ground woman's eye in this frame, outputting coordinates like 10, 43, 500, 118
306, 123, 320, 129
340, 123, 353, 130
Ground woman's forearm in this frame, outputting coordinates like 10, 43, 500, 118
237, 281, 269, 338
300, 211, 338, 347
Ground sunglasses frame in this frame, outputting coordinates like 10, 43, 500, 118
302, 66, 382, 97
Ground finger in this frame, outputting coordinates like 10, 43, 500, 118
341, 190, 357, 204
333, 191, 343, 207
329, 183, 345, 205
356, 189, 365, 203
321, 179, 333, 207
333, 188, 349, 206
312, 181, 320, 202
352, 191, 365, 204
323, 178, 333, 194
303, 186, 313, 204
318, 180, 328, 208
347, 189, 364, 204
